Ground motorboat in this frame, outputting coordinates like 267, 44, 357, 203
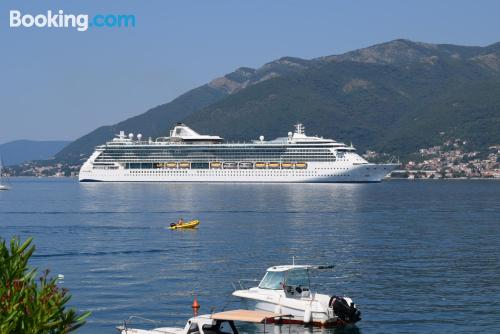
169, 220, 200, 230
117, 309, 290, 334
232, 264, 361, 326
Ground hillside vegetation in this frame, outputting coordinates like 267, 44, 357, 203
55, 39, 500, 162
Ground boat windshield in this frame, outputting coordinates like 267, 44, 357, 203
258, 271, 285, 290
285, 269, 309, 288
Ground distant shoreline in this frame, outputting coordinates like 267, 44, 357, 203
3, 176, 499, 181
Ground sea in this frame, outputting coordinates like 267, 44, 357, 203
1, 178, 499, 334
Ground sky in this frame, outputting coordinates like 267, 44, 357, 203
1, 0, 500, 144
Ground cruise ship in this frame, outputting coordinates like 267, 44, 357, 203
78, 123, 398, 182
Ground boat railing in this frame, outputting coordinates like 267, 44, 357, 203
120, 315, 163, 331
232, 278, 260, 291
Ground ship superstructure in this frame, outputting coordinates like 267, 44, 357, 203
79, 123, 397, 182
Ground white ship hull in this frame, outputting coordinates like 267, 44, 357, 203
79, 162, 397, 183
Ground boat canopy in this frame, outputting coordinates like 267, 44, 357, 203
257, 265, 334, 290
211, 310, 284, 323
265, 265, 334, 272
259, 268, 309, 290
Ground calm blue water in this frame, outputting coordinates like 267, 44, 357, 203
1, 179, 499, 333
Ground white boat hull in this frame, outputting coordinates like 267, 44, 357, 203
233, 288, 340, 326
79, 161, 397, 183
253, 301, 333, 324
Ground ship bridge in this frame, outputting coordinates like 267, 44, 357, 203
287, 124, 341, 146
160, 123, 223, 144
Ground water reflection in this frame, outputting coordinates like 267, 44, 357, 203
78, 182, 368, 215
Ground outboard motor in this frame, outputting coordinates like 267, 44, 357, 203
329, 296, 361, 324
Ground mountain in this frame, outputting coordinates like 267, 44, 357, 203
54, 85, 228, 162
185, 39, 500, 155
54, 62, 312, 163
0, 140, 70, 166
55, 39, 500, 162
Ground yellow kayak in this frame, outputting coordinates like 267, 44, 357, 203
169, 220, 200, 230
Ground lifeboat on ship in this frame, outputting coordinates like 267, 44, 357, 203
239, 162, 253, 169
178, 162, 190, 169
255, 162, 267, 169
268, 162, 280, 169
281, 162, 293, 169
295, 162, 307, 169
166, 162, 178, 168
223, 162, 238, 169
210, 162, 222, 169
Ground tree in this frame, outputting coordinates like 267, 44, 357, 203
0, 237, 90, 333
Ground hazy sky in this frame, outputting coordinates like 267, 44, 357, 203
1, 0, 500, 144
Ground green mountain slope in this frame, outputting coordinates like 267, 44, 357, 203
55, 62, 312, 162
55, 39, 500, 162
185, 40, 500, 155
54, 85, 228, 162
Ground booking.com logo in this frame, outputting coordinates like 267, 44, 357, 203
9, 10, 136, 32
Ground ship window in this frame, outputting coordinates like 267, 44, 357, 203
259, 271, 285, 290
130, 163, 140, 169
192, 162, 209, 169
